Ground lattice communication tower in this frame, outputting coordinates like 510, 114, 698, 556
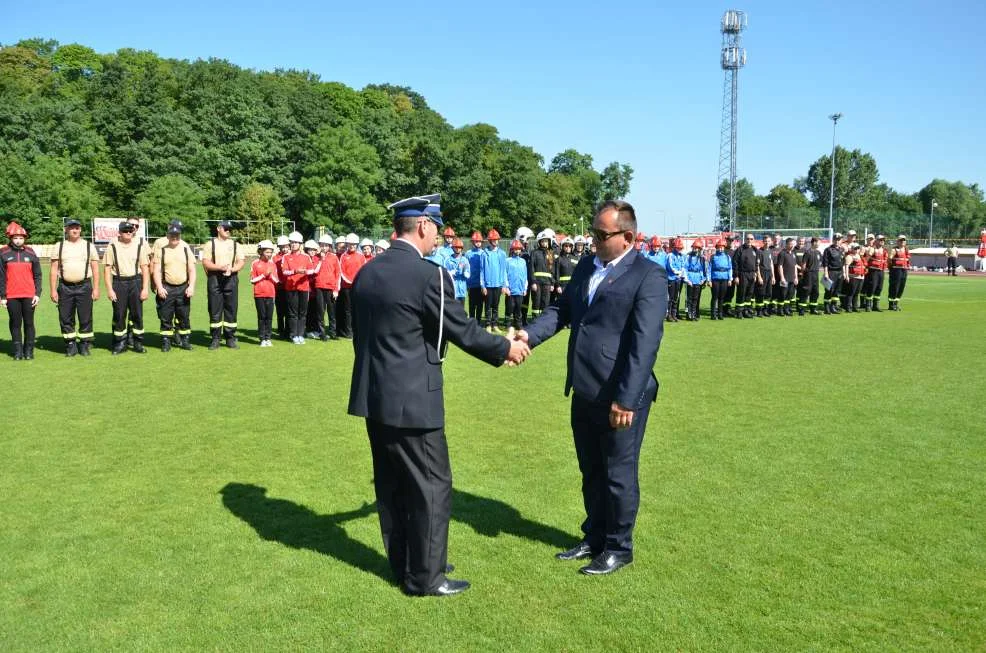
716, 10, 747, 232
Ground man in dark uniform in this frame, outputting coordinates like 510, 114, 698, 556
348, 193, 530, 597
821, 235, 845, 314
103, 221, 150, 354
754, 235, 775, 317
776, 238, 798, 316
50, 218, 100, 356
797, 237, 822, 315
529, 230, 555, 318
721, 235, 737, 316
202, 220, 246, 349
732, 233, 759, 318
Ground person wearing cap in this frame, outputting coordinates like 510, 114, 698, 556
480, 229, 508, 333
281, 232, 314, 344
844, 244, 867, 312
201, 220, 246, 349
821, 235, 846, 314
664, 238, 686, 321
312, 235, 341, 340
348, 193, 529, 597
423, 203, 449, 267
117, 216, 146, 349
504, 240, 529, 337
273, 235, 291, 340
862, 235, 888, 311
250, 240, 279, 346
103, 220, 150, 354
732, 234, 759, 319
554, 237, 580, 298
720, 234, 737, 316
336, 233, 364, 339
775, 238, 799, 316
944, 242, 959, 277
446, 238, 470, 303
1, 222, 42, 360
149, 219, 183, 339
887, 236, 911, 311
375, 240, 390, 256
529, 231, 555, 320
50, 218, 100, 356
515, 200, 666, 576
708, 239, 732, 320
152, 224, 196, 351
796, 237, 822, 315
683, 238, 709, 320
753, 235, 776, 318
464, 232, 485, 324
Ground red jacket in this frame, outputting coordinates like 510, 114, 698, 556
251, 259, 278, 298
340, 251, 365, 289
282, 252, 313, 292
315, 250, 342, 291
0, 245, 42, 299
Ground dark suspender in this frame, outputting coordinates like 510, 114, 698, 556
161, 244, 190, 286
111, 243, 119, 276
58, 240, 92, 281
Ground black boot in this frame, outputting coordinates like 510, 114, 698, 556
66, 340, 78, 357
180, 335, 192, 350
209, 329, 221, 350
112, 339, 127, 355
132, 337, 146, 353
24, 344, 34, 360
872, 299, 881, 312
13, 343, 23, 360
79, 340, 92, 356
161, 337, 172, 352
226, 335, 239, 349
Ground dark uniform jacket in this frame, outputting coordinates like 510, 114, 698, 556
530, 248, 555, 287
822, 245, 844, 270
525, 249, 667, 410
733, 245, 758, 274
348, 239, 510, 429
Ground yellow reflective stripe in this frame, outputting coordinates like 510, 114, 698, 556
113, 330, 128, 337
222, 322, 237, 328
62, 332, 78, 339
534, 272, 552, 278
78, 332, 94, 338
209, 322, 223, 328
161, 330, 174, 336
131, 329, 144, 335
178, 329, 191, 335
559, 276, 571, 282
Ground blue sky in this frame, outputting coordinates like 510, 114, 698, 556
4, 0, 985, 235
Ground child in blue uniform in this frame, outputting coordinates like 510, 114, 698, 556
684, 239, 709, 320
504, 240, 529, 335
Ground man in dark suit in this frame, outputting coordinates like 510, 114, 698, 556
348, 194, 530, 597
517, 200, 667, 575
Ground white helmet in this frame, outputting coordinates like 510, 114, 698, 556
375, 239, 390, 251
318, 234, 333, 245
303, 239, 318, 250
561, 236, 574, 246
276, 235, 290, 247
541, 228, 556, 241
515, 226, 534, 242
335, 235, 346, 245
257, 239, 275, 251
586, 236, 594, 245
574, 235, 586, 245
288, 231, 304, 243
360, 237, 373, 248
535, 230, 549, 242
345, 233, 359, 245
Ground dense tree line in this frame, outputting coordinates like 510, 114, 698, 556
717, 147, 986, 239
0, 38, 633, 243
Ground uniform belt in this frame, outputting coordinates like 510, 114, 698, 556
60, 279, 90, 286
164, 281, 188, 288
828, 266, 842, 271
113, 275, 139, 280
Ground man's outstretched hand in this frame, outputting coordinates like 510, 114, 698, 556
505, 337, 531, 367
513, 330, 529, 344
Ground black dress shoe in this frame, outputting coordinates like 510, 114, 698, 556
579, 551, 633, 575
403, 578, 470, 597
556, 542, 597, 561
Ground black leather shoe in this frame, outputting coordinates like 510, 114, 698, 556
556, 542, 597, 561
209, 338, 221, 350
226, 337, 239, 349
66, 341, 78, 357
403, 578, 470, 597
132, 342, 146, 353
579, 551, 633, 575
79, 341, 92, 356
112, 341, 127, 355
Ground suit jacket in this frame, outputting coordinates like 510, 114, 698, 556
525, 248, 667, 410
348, 239, 511, 429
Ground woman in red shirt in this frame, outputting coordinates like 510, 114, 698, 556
0, 222, 42, 360
250, 240, 279, 347
281, 232, 314, 344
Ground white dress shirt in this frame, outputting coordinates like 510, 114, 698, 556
587, 246, 633, 304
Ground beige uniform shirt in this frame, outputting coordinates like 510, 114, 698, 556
201, 237, 244, 268
103, 239, 150, 278
155, 241, 195, 285
54, 238, 99, 283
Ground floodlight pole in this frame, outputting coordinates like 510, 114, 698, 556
929, 199, 937, 246
827, 113, 842, 234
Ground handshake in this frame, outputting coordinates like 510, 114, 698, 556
505, 330, 531, 367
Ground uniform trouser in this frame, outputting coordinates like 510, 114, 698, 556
754, 277, 772, 310
531, 277, 553, 316
710, 279, 729, 315
505, 294, 523, 329
824, 270, 843, 304
467, 287, 484, 324
571, 386, 655, 554
723, 280, 736, 312
207, 274, 238, 338
6, 297, 35, 346
313, 288, 336, 337
888, 268, 908, 301
862, 269, 884, 303
797, 273, 820, 309
685, 283, 703, 317
848, 278, 864, 309
521, 289, 530, 325
366, 418, 451, 594
737, 272, 756, 313
275, 287, 288, 338
58, 279, 94, 343
947, 257, 957, 275
667, 280, 682, 317
287, 290, 309, 339
772, 281, 785, 309
484, 287, 502, 327
335, 287, 353, 337
782, 282, 797, 310
111, 276, 143, 343
254, 297, 274, 341
158, 283, 190, 337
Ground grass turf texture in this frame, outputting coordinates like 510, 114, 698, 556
1, 272, 984, 651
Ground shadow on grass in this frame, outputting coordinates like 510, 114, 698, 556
219, 483, 392, 583
452, 488, 575, 549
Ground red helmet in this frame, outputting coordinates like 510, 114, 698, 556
636, 231, 646, 242
673, 237, 684, 249
691, 238, 704, 249
486, 229, 500, 240
649, 235, 662, 249
715, 239, 726, 248
470, 231, 482, 242
509, 239, 523, 251
442, 226, 456, 237
5, 221, 27, 238
452, 238, 464, 249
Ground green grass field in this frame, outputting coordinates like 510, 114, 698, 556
2, 272, 984, 651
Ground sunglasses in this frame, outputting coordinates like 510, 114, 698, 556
590, 228, 628, 242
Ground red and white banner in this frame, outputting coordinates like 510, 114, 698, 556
92, 218, 146, 243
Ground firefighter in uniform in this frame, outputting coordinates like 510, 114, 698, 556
202, 220, 245, 349
50, 218, 100, 356
708, 239, 732, 320
821, 235, 845, 314
529, 230, 555, 318
797, 237, 822, 315
862, 234, 888, 311
465, 231, 485, 324
721, 235, 737, 316
754, 235, 775, 317
665, 237, 686, 321
776, 237, 799, 316
887, 235, 910, 311
152, 223, 196, 351
732, 234, 759, 318
515, 226, 534, 325
684, 238, 709, 320
103, 220, 150, 354
845, 244, 867, 312
1, 222, 42, 360
553, 236, 579, 297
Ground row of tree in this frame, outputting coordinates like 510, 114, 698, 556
0, 39, 633, 242
717, 148, 985, 239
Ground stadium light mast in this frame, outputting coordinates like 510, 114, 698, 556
929, 199, 938, 246
827, 112, 843, 234
716, 10, 747, 233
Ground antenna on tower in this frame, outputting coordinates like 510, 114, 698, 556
716, 9, 747, 233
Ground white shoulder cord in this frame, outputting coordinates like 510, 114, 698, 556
437, 266, 446, 363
